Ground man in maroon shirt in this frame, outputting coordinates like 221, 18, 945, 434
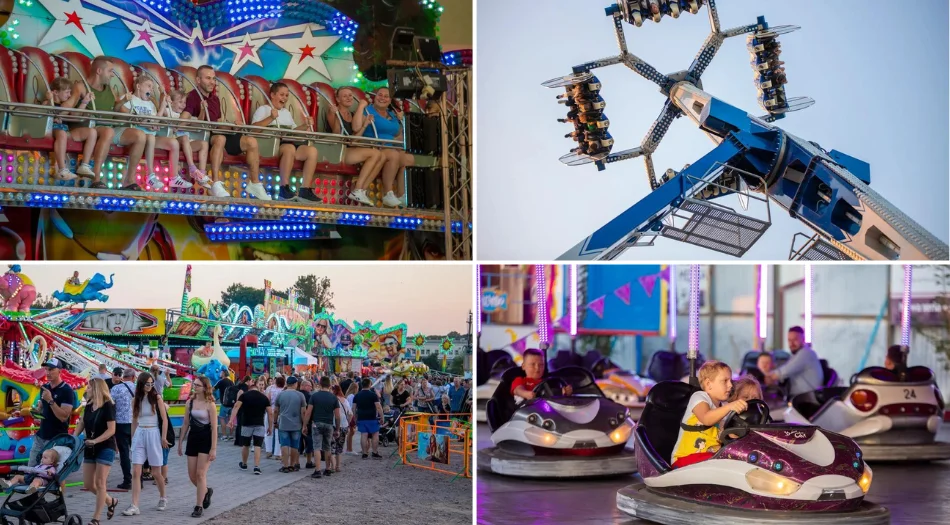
180, 65, 268, 200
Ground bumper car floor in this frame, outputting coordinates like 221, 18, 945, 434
477, 423, 950, 524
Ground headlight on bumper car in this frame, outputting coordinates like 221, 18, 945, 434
858, 464, 873, 494
609, 420, 634, 445
524, 426, 559, 447
745, 468, 802, 496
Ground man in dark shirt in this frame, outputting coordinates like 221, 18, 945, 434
105, 367, 123, 390
229, 380, 271, 474
179, 65, 265, 199
339, 373, 354, 397
213, 369, 234, 441
24, 358, 75, 466
352, 378, 384, 460
303, 377, 341, 478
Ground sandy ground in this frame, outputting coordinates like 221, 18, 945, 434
206, 447, 472, 525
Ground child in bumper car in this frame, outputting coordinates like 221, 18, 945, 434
670, 361, 747, 468
510, 349, 573, 402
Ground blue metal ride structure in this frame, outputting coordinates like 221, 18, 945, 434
547, 0, 948, 262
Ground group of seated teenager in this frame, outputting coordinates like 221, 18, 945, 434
37, 57, 417, 207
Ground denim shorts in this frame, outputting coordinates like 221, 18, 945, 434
278, 430, 300, 448
52, 123, 70, 133
83, 447, 116, 466
162, 447, 170, 466
219, 407, 232, 420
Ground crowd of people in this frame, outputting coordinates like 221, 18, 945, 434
6, 356, 471, 523
43, 57, 416, 207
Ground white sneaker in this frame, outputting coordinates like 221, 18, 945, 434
147, 173, 164, 191
121, 505, 140, 516
169, 175, 194, 190
211, 181, 230, 198
57, 168, 78, 181
157, 497, 167, 511
76, 163, 95, 177
382, 191, 401, 208
191, 168, 212, 189
246, 181, 272, 200
399, 193, 408, 208
348, 189, 374, 207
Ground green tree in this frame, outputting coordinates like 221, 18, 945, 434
218, 284, 265, 309
446, 331, 462, 338
448, 356, 465, 375
421, 353, 442, 371
32, 293, 61, 310
293, 275, 334, 314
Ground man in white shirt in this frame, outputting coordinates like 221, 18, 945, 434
250, 82, 320, 202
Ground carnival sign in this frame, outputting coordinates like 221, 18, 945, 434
481, 288, 508, 313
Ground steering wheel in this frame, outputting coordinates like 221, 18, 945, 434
532, 377, 568, 400
719, 399, 772, 446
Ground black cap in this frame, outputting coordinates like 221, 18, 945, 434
42, 358, 65, 369
112, 366, 124, 376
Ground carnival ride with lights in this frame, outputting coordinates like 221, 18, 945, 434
782, 266, 950, 462
616, 265, 890, 525
547, 0, 948, 262
0, 0, 471, 260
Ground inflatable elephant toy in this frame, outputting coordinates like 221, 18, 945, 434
53, 273, 115, 303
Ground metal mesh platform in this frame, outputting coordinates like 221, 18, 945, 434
789, 233, 855, 261
660, 199, 770, 257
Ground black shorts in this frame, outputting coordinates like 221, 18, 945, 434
184, 427, 212, 457
217, 133, 243, 156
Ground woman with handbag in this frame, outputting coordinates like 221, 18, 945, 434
121, 373, 170, 516
73, 378, 119, 525
178, 376, 217, 518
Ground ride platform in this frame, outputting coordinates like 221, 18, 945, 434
616, 480, 890, 525
478, 445, 637, 479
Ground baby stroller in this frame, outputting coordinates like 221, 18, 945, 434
0, 434, 84, 525
379, 407, 406, 447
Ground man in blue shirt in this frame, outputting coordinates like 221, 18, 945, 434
766, 326, 824, 396
448, 377, 467, 413
109, 368, 137, 489
23, 358, 75, 466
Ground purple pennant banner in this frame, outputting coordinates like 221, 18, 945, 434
587, 295, 606, 319
614, 282, 631, 305
639, 274, 658, 298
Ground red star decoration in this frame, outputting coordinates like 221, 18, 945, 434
137, 29, 154, 49
239, 42, 255, 60
298, 44, 316, 64
65, 11, 86, 34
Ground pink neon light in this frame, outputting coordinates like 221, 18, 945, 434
687, 265, 700, 358
804, 265, 813, 344
536, 265, 549, 345
669, 265, 676, 342
757, 265, 768, 341
901, 265, 912, 347
476, 264, 481, 334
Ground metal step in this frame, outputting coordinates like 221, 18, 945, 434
660, 198, 770, 257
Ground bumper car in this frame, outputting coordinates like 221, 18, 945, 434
617, 381, 890, 524
646, 349, 706, 382
783, 365, 950, 461
478, 365, 638, 478
476, 349, 516, 423
589, 352, 655, 420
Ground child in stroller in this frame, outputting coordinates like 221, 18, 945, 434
378, 406, 406, 447
0, 449, 59, 494
0, 434, 84, 525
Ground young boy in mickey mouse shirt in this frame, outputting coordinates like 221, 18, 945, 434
670, 361, 747, 468
510, 349, 573, 402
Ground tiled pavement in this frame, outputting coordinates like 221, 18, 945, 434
54, 439, 310, 524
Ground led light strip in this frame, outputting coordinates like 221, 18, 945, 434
536, 265, 550, 346
901, 265, 912, 347
804, 264, 813, 344
669, 265, 676, 344
569, 264, 578, 337
688, 264, 700, 359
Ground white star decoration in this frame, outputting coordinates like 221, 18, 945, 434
122, 19, 170, 67
36, 0, 115, 57
271, 26, 339, 81
223, 33, 267, 76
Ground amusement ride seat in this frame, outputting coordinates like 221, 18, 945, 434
547, 366, 603, 397
476, 348, 489, 386
819, 359, 839, 387
485, 350, 515, 378
548, 349, 584, 372
634, 380, 699, 474
646, 350, 706, 382
790, 386, 849, 420
486, 366, 526, 433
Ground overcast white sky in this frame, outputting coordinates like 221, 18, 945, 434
19, 263, 473, 335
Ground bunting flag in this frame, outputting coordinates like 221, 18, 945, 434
659, 265, 671, 282
511, 337, 528, 353
614, 282, 631, 305
587, 295, 606, 319
639, 274, 658, 298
